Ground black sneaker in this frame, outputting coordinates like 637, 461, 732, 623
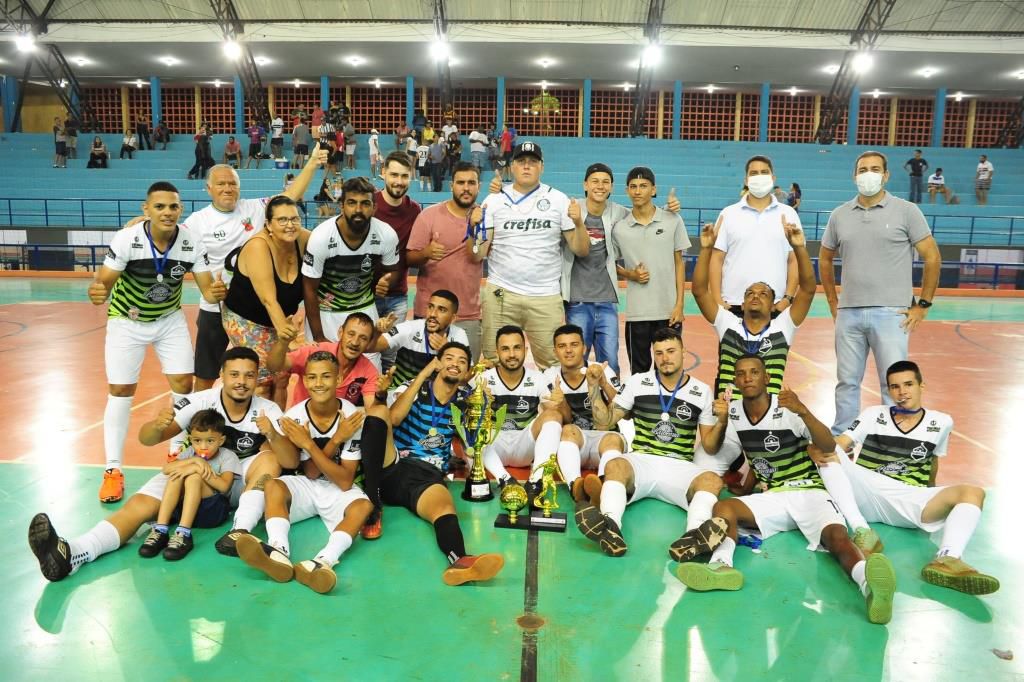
215, 529, 252, 557
162, 532, 194, 561
574, 503, 606, 542
599, 517, 628, 557
668, 517, 729, 563
138, 528, 169, 558
28, 513, 73, 582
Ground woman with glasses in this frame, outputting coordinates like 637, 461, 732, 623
222, 195, 308, 407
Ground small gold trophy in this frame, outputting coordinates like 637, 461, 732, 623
498, 482, 528, 524
451, 362, 507, 502
532, 454, 565, 518
495, 453, 568, 533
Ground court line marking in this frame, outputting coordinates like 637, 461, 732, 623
0, 460, 162, 470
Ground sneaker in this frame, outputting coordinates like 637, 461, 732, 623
236, 534, 294, 582
598, 518, 628, 557
28, 513, 72, 582
360, 509, 382, 541
294, 559, 337, 594
865, 553, 897, 624
138, 528, 169, 558
676, 561, 744, 592
852, 527, 884, 556
668, 517, 729, 562
442, 553, 505, 586
574, 503, 606, 542
215, 529, 252, 557
99, 468, 125, 503
162, 532, 194, 561
921, 555, 999, 595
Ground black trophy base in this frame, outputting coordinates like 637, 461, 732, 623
461, 478, 493, 502
494, 509, 568, 533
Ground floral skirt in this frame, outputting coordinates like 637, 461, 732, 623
222, 307, 282, 386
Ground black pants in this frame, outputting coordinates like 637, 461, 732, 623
430, 161, 445, 192
625, 319, 679, 375
120, 145, 135, 159
137, 127, 151, 150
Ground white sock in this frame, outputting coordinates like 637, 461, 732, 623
315, 530, 353, 566
232, 490, 265, 532
710, 536, 736, 567
102, 395, 133, 470
533, 422, 562, 471
818, 463, 869, 530
686, 490, 718, 532
937, 503, 982, 559
596, 449, 622, 476
481, 444, 512, 483
168, 391, 190, 458
600, 480, 627, 528
68, 520, 121, 574
852, 559, 868, 596
265, 516, 291, 556
556, 441, 582, 485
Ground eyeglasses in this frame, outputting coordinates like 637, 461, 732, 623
274, 217, 302, 225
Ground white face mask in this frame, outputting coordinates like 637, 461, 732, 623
856, 171, 885, 196
746, 174, 775, 199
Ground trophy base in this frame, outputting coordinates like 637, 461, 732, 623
461, 479, 493, 502
494, 510, 567, 533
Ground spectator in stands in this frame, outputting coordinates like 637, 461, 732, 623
428, 136, 446, 192
416, 137, 430, 190
771, 184, 788, 204
311, 104, 325, 139
395, 121, 410, 151
499, 123, 514, 181
442, 102, 458, 125
318, 118, 337, 173
315, 175, 335, 218
334, 126, 346, 170
222, 136, 242, 168
292, 120, 311, 169
188, 126, 214, 180
119, 129, 138, 159
344, 120, 357, 169
244, 119, 264, 169
441, 116, 458, 142
86, 135, 108, 169
927, 168, 953, 203
52, 117, 67, 169
153, 120, 170, 150
903, 149, 929, 204
404, 130, 418, 169
283, 173, 307, 216
64, 115, 79, 159
270, 114, 285, 158
975, 155, 994, 205
787, 182, 802, 209
468, 126, 488, 170
412, 109, 428, 137
136, 115, 152, 151
445, 132, 463, 181
422, 120, 436, 145
819, 150, 941, 435
709, 155, 799, 317
368, 128, 381, 177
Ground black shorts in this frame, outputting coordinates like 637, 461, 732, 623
503, 150, 513, 164
380, 457, 446, 514
195, 308, 229, 380
55, 141, 67, 155
170, 493, 230, 528
331, 150, 345, 164
248, 143, 261, 157
295, 144, 309, 155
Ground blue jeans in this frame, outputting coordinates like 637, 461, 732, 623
909, 175, 924, 203
471, 150, 487, 170
833, 306, 908, 434
565, 301, 620, 376
375, 293, 409, 370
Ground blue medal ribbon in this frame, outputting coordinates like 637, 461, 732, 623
145, 221, 172, 281
657, 372, 685, 422
741, 320, 768, 355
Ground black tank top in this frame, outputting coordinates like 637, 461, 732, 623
224, 238, 303, 328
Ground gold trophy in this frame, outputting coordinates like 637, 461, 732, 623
451, 362, 507, 502
495, 453, 568, 533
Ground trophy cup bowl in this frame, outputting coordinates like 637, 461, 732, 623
499, 482, 529, 525
452, 363, 506, 502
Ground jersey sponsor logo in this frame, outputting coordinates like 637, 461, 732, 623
387, 327, 400, 337
236, 435, 255, 451
132, 236, 143, 248
609, 376, 622, 389
751, 457, 775, 479
729, 412, 740, 420
174, 397, 191, 410
524, 377, 535, 387
655, 228, 664, 235
652, 420, 677, 443
242, 217, 255, 232
850, 419, 860, 430
537, 198, 551, 211
106, 247, 117, 260
675, 403, 692, 420
412, 331, 422, 343
202, 253, 210, 266
876, 414, 888, 426
360, 255, 372, 272
926, 425, 940, 433
573, 415, 593, 430
144, 282, 174, 303
303, 252, 314, 266
763, 433, 781, 452
772, 410, 783, 419
370, 234, 381, 245
328, 237, 338, 248
418, 432, 447, 449
339, 276, 363, 293
911, 443, 929, 461
501, 419, 518, 431
180, 239, 194, 252
170, 264, 187, 280
782, 478, 816, 488
640, 377, 654, 386
213, 229, 227, 240
689, 386, 702, 395
500, 218, 553, 231
878, 461, 908, 476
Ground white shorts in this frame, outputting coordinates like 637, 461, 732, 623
486, 426, 537, 468
840, 456, 946, 533
105, 309, 194, 384
693, 426, 742, 476
739, 489, 846, 551
598, 451, 704, 510
305, 306, 380, 368
578, 429, 625, 468
136, 471, 243, 507
280, 475, 369, 531
345, 144, 356, 155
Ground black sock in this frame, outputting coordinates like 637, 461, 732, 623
360, 415, 388, 510
433, 513, 466, 565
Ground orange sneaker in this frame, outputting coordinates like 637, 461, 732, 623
442, 553, 504, 586
360, 509, 382, 540
99, 468, 125, 503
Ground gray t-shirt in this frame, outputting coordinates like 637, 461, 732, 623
611, 207, 690, 321
569, 213, 618, 303
821, 191, 932, 308
292, 124, 311, 147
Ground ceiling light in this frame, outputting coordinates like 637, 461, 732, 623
954, 91, 964, 102
540, 80, 549, 90
523, 108, 530, 113
214, 79, 222, 88
223, 41, 242, 60
135, 79, 144, 88
851, 52, 874, 74
430, 39, 450, 62
345, 55, 365, 66
823, 64, 840, 75
158, 56, 180, 66
1013, 70, 1024, 80
706, 84, 717, 93
621, 82, 633, 91
58, 79, 68, 88
537, 58, 554, 68
70, 56, 89, 67
917, 67, 937, 78
871, 88, 881, 98
788, 86, 799, 96
641, 44, 662, 68
373, 78, 382, 89
254, 56, 270, 66
14, 33, 35, 53
293, 79, 301, 88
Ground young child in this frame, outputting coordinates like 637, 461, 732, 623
139, 409, 242, 561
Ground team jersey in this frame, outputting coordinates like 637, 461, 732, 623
480, 183, 575, 296
843, 406, 952, 487
416, 145, 429, 167
173, 388, 283, 461
714, 307, 797, 397
389, 380, 470, 473
183, 197, 268, 313
301, 217, 399, 312
385, 319, 470, 386
727, 395, 823, 492
481, 367, 550, 431
104, 221, 210, 322
277, 399, 363, 486
541, 364, 621, 431
614, 371, 716, 461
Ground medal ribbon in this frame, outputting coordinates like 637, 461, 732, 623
426, 380, 442, 434
657, 372, 685, 420
145, 222, 171, 278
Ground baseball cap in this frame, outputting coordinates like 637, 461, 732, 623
512, 141, 543, 162
585, 163, 614, 182
626, 166, 656, 184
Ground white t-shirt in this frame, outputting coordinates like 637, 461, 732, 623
713, 197, 798, 305
183, 197, 268, 312
481, 367, 550, 431
405, 136, 417, 153
442, 124, 458, 139
368, 133, 380, 156
276, 399, 363, 483
271, 118, 284, 140
480, 183, 576, 296
976, 161, 994, 180
416, 145, 429, 168
468, 131, 487, 153
927, 173, 945, 186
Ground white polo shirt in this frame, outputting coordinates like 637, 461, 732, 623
713, 196, 798, 305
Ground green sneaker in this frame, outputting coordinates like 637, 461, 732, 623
852, 527, 884, 556
865, 553, 896, 624
675, 561, 744, 592
921, 556, 1000, 595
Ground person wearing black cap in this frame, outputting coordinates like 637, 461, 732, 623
611, 167, 690, 375
470, 141, 590, 370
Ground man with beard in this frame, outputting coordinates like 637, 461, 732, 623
407, 162, 484, 360
28, 348, 291, 581
302, 177, 400, 359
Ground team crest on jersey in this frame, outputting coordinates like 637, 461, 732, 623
169, 264, 187, 280
751, 457, 775, 479
878, 461, 908, 476
763, 433, 780, 452
675, 403, 692, 420
236, 435, 255, 451
537, 198, 551, 211
583, 394, 592, 410
911, 443, 929, 461
515, 397, 530, 414
610, 376, 621, 389
339, 276, 363, 293
758, 337, 773, 354
360, 255, 372, 272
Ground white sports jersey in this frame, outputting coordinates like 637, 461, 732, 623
843, 406, 952, 487
301, 217, 399, 313
541, 364, 621, 431
173, 388, 283, 461
481, 367, 550, 431
416, 145, 429, 168
277, 399, 363, 484
385, 319, 470, 386
481, 183, 575, 296
368, 133, 380, 156
614, 371, 716, 461
183, 197, 268, 312
727, 395, 823, 492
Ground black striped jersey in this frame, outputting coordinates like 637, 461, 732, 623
843, 406, 952, 487
727, 395, 823, 492
713, 307, 796, 397
541, 364, 621, 431
482, 368, 550, 432
614, 371, 716, 461
389, 380, 470, 473
301, 217, 399, 312
172, 388, 283, 461
103, 222, 210, 322
384, 319, 470, 386
278, 399, 363, 486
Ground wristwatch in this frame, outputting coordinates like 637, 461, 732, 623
916, 298, 932, 308
784, 294, 795, 303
